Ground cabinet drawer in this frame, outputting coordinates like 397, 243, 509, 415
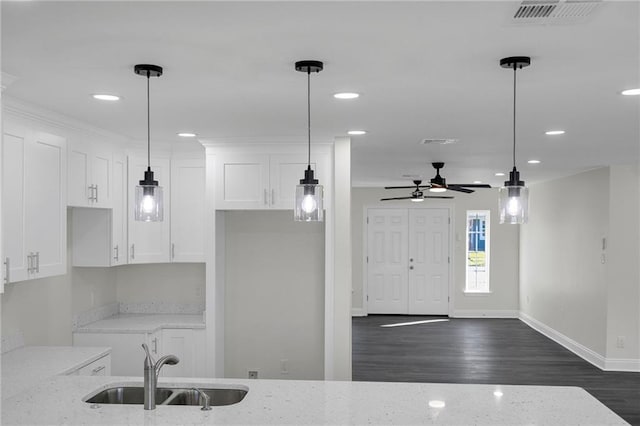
76, 354, 111, 376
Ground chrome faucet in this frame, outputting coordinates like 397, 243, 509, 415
142, 343, 179, 410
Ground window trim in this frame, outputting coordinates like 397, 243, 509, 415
465, 210, 491, 293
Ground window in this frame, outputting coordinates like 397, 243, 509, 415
466, 210, 490, 293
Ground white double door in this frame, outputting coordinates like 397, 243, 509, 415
367, 208, 450, 315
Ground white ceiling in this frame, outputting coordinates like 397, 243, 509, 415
2, 1, 638, 187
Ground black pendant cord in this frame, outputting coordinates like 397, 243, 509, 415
512, 65, 517, 171
307, 69, 311, 168
146, 72, 151, 170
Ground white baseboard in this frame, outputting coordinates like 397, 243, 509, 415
604, 358, 640, 372
351, 308, 366, 317
519, 311, 608, 370
452, 309, 519, 318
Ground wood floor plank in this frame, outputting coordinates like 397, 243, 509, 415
352, 315, 640, 425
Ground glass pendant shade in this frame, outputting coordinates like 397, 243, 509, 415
135, 184, 163, 222
499, 185, 528, 224
295, 183, 323, 222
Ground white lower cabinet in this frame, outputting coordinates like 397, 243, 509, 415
73, 328, 204, 377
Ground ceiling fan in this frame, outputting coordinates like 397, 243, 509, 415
380, 180, 454, 202
385, 162, 492, 194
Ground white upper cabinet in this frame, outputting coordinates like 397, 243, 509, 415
68, 139, 112, 208
214, 153, 270, 209
128, 156, 171, 264
170, 158, 205, 262
2, 121, 67, 283
214, 150, 330, 210
111, 152, 127, 265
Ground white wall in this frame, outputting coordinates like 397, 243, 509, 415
520, 168, 610, 357
223, 210, 325, 380
605, 165, 640, 362
115, 263, 205, 305
352, 187, 520, 316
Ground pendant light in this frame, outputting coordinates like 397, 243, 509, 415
498, 56, 530, 225
294, 60, 324, 222
134, 64, 164, 222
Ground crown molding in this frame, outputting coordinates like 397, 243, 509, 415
2, 95, 129, 145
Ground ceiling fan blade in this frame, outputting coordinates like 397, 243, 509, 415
446, 186, 474, 194
380, 197, 413, 201
424, 195, 454, 199
384, 186, 417, 189
450, 184, 492, 188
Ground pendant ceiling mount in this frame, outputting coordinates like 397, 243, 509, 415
295, 60, 324, 74
499, 56, 531, 70
134, 64, 163, 78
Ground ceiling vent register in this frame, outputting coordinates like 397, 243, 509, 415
512, 0, 601, 24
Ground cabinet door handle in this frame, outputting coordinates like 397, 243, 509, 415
152, 337, 158, 354
4, 257, 10, 284
35, 252, 40, 273
94, 184, 99, 203
171, 243, 175, 260
131, 244, 135, 260
114, 245, 119, 262
91, 365, 106, 375
88, 184, 96, 202
264, 189, 269, 206
271, 189, 276, 205
27, 253, 33, 274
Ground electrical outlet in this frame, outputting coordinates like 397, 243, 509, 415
280, 359, 289, 375
248, 370, 258, 379
616, 336, 625, 349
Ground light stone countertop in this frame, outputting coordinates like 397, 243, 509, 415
0, 375, 628, 425
74, 313, 205, 334
1, 346, 111, 400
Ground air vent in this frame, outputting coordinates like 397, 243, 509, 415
512, 0, 601, 24
421, 138, 458, 145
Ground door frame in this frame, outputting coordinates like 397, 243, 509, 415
362, 204, 455, 317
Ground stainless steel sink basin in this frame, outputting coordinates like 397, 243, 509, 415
85, 387, 173, 405
84, 385, 248, 407
163, 388, 248, 406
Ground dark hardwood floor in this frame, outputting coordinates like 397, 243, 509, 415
353, 315, 640, 425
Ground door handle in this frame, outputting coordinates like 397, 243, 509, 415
4, 257, 10, 284
35, 252, 40, 273
171, 243, 175, 260
114, 245, 119, 262
409, 266, 414, 270
271, 189, 276, 205
88, 184, 97, 202
409, 258, 413, 262
152, 337, 158, 354
94, 184, 99, 203
131, 244, 135, 260
27, 252, 33, 274
264, 189, 269, 206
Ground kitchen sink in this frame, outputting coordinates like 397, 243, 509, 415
84, 385, 248, 407
163, 388, 248, 406
85, 387, 173, 405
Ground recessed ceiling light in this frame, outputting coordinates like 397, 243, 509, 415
621, 88, 640, 96
545, 130, 565, 135
494, 391, 504, 397
177, 132, 197, 138
428, 400, 446, 408
348, 130, 367, 136
334, 92, 359, 99
495, 172, 505, 177
528, 159, 541, 164
473, 181, 482, 184
92, 94, 120, 101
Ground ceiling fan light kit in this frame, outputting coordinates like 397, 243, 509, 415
134, 64, 164, 222
498, 56, 530, 225
294, 60, 324, 222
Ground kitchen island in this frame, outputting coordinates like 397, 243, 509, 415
1, 375, 628, 425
